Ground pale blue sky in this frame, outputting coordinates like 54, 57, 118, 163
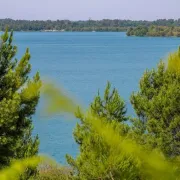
1, 0, 180, 20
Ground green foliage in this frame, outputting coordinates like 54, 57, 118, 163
127, 26, 148, 36
0, 30, 41, 176
127, 25, 180, 37
90, 82, 127, 122
130, 47, 180, 157
0, 156, 42, 180
0, 156, 67, 180
167, 47, 180, 73
66, 82, 134, 179
42, 82, 78, 115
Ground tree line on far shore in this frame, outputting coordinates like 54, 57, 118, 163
0, 18, 180, 32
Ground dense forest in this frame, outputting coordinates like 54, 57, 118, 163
127, 26, 180, 37
0, 18, 180, 32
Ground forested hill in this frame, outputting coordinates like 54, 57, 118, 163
0, 18, 180, 32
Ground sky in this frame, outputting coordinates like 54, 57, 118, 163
0, 0, 180, 21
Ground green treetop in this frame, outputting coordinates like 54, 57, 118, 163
66, 82, 141, 179
130, 47, 180, 157
0, 30, 41, 170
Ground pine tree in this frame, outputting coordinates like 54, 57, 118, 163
90, 82, 127, 122
130, 47, 180, 157
0, 30, 41, 171
66, 82, 140, 179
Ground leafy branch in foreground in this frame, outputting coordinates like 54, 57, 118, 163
0, 156, 42, 180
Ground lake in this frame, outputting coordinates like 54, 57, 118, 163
13, 32, 180, 164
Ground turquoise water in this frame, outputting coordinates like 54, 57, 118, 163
14, 32, 180, 163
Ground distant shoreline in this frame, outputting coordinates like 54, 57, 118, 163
1, 18, 180, 34
1, 31, 180, 38
1, 31, 179, 38
1, 30, 127, 33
